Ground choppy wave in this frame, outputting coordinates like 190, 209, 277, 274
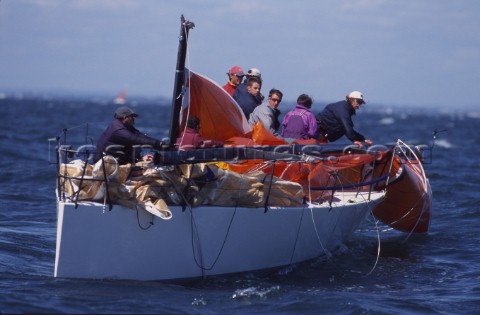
378, 117, 395, 125
434, 139, 454, 149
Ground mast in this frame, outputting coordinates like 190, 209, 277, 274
168, 15, 195, 146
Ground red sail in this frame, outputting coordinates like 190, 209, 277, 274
179, 70, 251, 142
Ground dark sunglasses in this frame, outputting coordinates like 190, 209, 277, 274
234, 74, 244, 78
270, 97, 281, 103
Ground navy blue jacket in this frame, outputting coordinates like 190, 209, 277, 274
233, 83, 262, 119
316, 100, 366, 142
96, 119, 160, 164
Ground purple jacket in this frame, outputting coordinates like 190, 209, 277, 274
281, 104, 318, 140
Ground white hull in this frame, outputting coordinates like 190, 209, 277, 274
54, 191, 384, 281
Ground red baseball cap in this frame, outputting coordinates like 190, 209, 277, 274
228, 66, 244, 76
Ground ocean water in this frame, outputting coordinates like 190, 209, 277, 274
1, 96, 479, 314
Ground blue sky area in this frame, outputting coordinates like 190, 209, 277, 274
1, 0, 479, 108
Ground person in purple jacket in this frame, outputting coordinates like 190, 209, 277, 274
96, 106, 164, 164
281, 94, 318, 140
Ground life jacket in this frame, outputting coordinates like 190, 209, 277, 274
282, 110, 308, 140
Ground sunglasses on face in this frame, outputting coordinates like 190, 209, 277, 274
270, 97, 281, 103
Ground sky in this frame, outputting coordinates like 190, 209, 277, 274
1, 0, 479, 108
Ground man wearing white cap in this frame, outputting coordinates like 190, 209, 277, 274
316, 91, 373, 149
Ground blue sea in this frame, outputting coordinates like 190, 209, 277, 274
1, 95, 479, 314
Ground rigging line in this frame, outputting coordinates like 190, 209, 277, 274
402, 203, 426, 243
73, 155, 90, 209
327, 171, 339, 208
135, 204, 154, 230
333, 165, 383, 276
288, 204, 307, 265
188, 207, 205, 278
173, 165, 207, 275
99, 155, 113, 211
388, 207, 417, 225
308, 201, 344, 271
190, 171, 242, 272
55, 121, 107, 142
318, 180, 380, 274
190, 205, 238, 272
57, 122, 90, 135
383, 146, 397, 189
356, 157, 375, 199
181, 167, 205, 277
364, 204, 382, 276
189, 168, 243, 278
393, 140, 432, 240
392, 144, 430, 240
60, 162, 70, 201
307, 161, 313, 204
307, 166, 391, 191
397, 139, 428, 191
263, 161, 276, 212
54, 138, 63, 199
343, 189, 382, 276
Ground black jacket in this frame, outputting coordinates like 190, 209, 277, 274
96, 119, 160, 164
316, 100, 365, 142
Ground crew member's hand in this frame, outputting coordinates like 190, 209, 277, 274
364, 139, 373, 146
353, 141, 364, 149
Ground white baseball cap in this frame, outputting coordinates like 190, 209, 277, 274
348, 91, 365, 104
247, 68, 261, 78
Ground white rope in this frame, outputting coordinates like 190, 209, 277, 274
384, 145, 397, 188
308, 205, 333, 262
307, 164, 356, 269
396, 139, 429, 193
393, 139, 430, 241
335, 179, 382, 276
365, 211, 382, 276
